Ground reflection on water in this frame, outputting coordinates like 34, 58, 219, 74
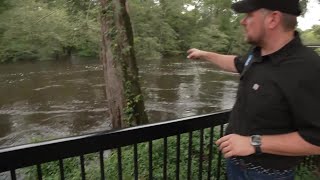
141, 58, 238, 122
0, 60, 109, 147
0, 57, 238, 148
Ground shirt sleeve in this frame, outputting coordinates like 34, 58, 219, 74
284, 63, 320, 146
234, 56, 246, 74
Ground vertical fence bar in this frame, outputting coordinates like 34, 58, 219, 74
134, 144, 138, 180
199, 129, 204, 180
308, 156, 312, 167
176, 134, 181, 180
207, 127, 214, 180
306, 157, 310, 167
59, 159, 65, 180
10, 170, 16, 180
296, 161, 301, 171
316, 156, 320, 173
117, 148, 123, 180
163, 137, 168, 180
80, 155, 86, 180
316, 156, 320, 168
225, 171, 228, 180
99, 151, 105, 180
216, 124, 224, 180
302, 157, 307, 167
148, 141, 153, 180
187, 132, 193, 180
37, 164, 43, 180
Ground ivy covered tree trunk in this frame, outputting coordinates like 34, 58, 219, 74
100, 0, 148, 128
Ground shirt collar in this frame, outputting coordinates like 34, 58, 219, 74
252, 31, 303, 65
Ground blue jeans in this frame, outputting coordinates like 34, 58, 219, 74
226, 159, 294, 180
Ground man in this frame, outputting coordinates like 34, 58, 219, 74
187, 0, 320, 179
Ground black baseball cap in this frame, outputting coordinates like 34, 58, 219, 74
231, 0, 302, 16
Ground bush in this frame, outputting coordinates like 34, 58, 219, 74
105, 128, 225, 179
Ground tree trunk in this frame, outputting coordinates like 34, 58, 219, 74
100, 0, 148, 128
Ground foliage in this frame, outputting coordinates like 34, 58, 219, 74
129, 0, 180, 59
0, 0, 316, 63
312, 25, 320, 39
190, 25, 229, 52
24, 137, 101, 179
0, 0, 68, 62
124, 81, 144, 126
24, 154, 101, 180
300, 25, 320, 45
105, 128, 225, 179
23, 131, 319, 179
23, 128, 225, 179
0, 0, 11, 14
23, 130, 319, 179
0, 0, 99, 63
300, 25, 320, 55
295, 165, 319, 180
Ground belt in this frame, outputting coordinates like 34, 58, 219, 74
229, 157, 294, 176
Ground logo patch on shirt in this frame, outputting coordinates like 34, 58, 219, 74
252, 83, 260, 91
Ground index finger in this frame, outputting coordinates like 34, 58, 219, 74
187, 48, 196, 54
216, 134, 231, 146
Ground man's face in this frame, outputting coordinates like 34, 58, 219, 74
240, 9, 269, 45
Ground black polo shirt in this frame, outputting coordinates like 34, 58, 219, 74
226, 33, 320, 170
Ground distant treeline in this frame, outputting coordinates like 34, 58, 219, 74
0, 0, 319, 63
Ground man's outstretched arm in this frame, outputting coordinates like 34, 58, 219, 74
187, 48, 238, 73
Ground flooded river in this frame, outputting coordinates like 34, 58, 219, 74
0, 57, 239, 148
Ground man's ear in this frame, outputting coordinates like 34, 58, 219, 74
267, 11, 282, 29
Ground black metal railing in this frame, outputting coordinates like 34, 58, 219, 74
0, 110, 318, 180
0, 110, 230, 180
306, 44, 320, 48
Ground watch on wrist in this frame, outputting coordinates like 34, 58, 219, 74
250, 135, 262, 155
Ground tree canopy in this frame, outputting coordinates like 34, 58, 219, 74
0, 0, 100, 62
0, 0, 318, 63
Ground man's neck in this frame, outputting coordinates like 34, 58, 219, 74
260, 31, 295, 56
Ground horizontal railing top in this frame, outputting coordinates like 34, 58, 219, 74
0, 110, 231, 173
306, 45, 320, 49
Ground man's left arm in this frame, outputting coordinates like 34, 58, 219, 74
215, 132, 320, 158
261, 132, 320, 156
